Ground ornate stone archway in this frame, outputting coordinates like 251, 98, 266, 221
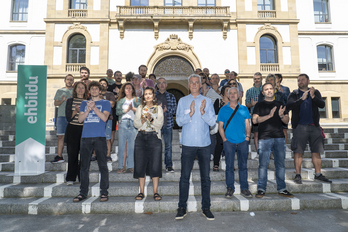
147, 34, 202, 77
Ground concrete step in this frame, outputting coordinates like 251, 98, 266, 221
0, 192, 347, 215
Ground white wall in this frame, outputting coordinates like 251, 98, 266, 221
221, 0, 236, 12
108, 29, 239, 75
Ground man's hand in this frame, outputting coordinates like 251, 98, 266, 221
251, 98, 258, 107
61, 95, 67, 102
163, 105, 167, 113
301, 90, 309, 100
278, 105, 286, 117
87, 100, 95, 110
269, 106, 276, 118
189, 100, 195, 117
114, 87, 120, 95
309, 87, 315, 99
200, 99, 206, 115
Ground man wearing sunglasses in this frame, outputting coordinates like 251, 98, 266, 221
219, 69, 230, 87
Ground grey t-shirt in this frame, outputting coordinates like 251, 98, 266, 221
156, 92, 167, 126
54, 88, 73, 117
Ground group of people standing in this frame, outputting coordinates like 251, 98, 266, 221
53, 65, 330, 221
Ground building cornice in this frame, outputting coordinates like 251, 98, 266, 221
298, 31, 348, 35
236, 19, 300, 24
44, 18, 110, 23
0, 30, 45, 34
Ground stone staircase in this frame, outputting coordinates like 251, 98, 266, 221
1, 128, 348, 215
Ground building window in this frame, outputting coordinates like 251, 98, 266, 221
260, 35, 277, 63
1, 99, 12, 105
198, 0, 215, 6
331, 97, 340, 118
131, 0, 149, 6
164, 0, 182, 6
70, 0, 88, 9
67, 34, 86, 63
317, 45, 333, 71
8, 44, 25, 71
319, 97, 327, 118
257, 0, 274, 10
313, 0, 329, 22
11, 0, 28, 21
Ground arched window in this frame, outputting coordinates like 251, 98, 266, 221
67, 34, 86, 63
70, 0, 88, 9
257, 0, 274, 10
317, 45, 333, 71
313, 0, 330, 22
8, 44, 25, 71
260, 35, 277, 63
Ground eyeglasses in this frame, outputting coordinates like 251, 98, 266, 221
225, 71, 230, 74
229, 82, 237, 85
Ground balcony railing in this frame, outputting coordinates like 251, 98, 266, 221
68, 9, 88, 18
258, 10, 276, 18
260, 64, 279, 72
66, 64, 85, 72
116, 6, 230, 17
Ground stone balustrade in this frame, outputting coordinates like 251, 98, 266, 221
260, 63, 280, 72
68, 9, 87, 18
258, 10, 276, 18
66, 64, 85, 72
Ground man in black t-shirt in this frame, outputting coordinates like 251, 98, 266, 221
252, 83, 294, 199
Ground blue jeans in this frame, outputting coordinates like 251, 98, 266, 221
179, 145, 211, 210
80, 137, 109, 197
161, 127, 173, 168
118, 118, 137, 169
223, 140, 249, 191
258, 138, 286, 192
56, 116, 68, 135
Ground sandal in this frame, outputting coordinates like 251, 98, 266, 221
125, 168, 134, 173
154, 193, 162, 201
135, 193, 144, 200
100, 194, 108, 202
213, 165, 219, 172
117, 168, 124, 173
73, 194, 86, 202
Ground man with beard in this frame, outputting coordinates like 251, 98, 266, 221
104, 69, 115, 85
79, 67, 91, 88
138, 65, 154, 89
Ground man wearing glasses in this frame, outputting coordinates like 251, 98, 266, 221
219, 69, 230, 87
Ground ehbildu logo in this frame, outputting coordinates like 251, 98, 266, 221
24, 76, 38, 124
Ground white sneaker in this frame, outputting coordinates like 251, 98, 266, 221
210, 154, 214, 161
67, 181, 73, 186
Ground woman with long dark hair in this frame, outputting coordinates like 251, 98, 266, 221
65, 81, 89, 185
133, 87, 164, 201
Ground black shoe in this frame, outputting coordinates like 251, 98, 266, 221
202, 208, 215, 221
241, 189, 253, 198
91, 156, 97, 161
51, 155, 64, 163
278, 190, 294, 198
294, 174, 302, 184
225, 187, 234, 198
175, 207, 187, 220
255, 190, 265, 198
106, 156, 112, 162
166, 167, 175, 173
314, 174, 332, 183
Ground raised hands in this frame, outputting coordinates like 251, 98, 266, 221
309, 87, 315, 99
200, 99, 206, 115
301, 90, 310, 101
278, 105, 286, 117
269, 106, 277, 118
189, 100, 195, 117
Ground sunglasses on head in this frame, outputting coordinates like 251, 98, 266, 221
225, 71, 230, 74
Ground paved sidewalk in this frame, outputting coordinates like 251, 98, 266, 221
1, 209, 347, 232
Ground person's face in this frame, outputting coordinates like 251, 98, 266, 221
223, 87, 230, 97
254, 75, 262, 86
224, 69, 230, 78
157, 79, 167, 92
90, 86, 100, 97
100, 81, 108, 91
106, 69, 113, 78
262, 84, 274, 98
149, 76, 156, 83
132, 77, 140, 86
144, 89, 154, 102
266, 77, 276, 87
76, 83, 86, 96
195, 69, 201, 74
203, 68, 209, 76
80, 70, 89, 80
139, 67, 147, 77
228, 80, 237, 87
276, 77, 281, 87
114, 72, 122, 82
298, 75, 309, 89
229, 72, 236, 80
200, 75, 206, 84
189, 77, 201, 94
228, 88, 239, 102
124, 84, 133, 96
211, 75, 220, 85
65, 76, 74, 88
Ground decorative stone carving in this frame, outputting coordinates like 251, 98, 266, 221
118, 19, 125, 40
155, 34, 193, 52
154, 56, 194, 79
258, 23, 280, 35
68, 23, 87, 31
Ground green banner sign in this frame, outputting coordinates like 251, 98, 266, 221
15, 65, 47, 175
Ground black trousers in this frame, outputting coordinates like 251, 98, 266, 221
213, 132, 224, 167
65, 123, 83, 182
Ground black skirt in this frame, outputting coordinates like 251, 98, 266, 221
133, 131, 162, 178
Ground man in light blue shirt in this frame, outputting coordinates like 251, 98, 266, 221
175, 74, 216, 221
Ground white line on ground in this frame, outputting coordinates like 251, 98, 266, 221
0, 183, 14, 198
82, 197, 98, 214
56, 172, 66, 183
187, 172, 197, 212
234, 195, 249, 211
322, 183, 331, 193
326, 193, 348, 209
44, 183, 60, 197
28, 197, 50, 215
302, 168, 314, 180
135, 176, 150, 214
290, 197, 300, 210
267, 170, 275, 180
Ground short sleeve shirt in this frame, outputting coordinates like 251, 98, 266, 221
101, 91, 115, 120
80, 100, 111, 138
217, 103, 250, 144
54, 88, 73, 117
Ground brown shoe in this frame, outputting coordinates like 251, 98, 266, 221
100, 194, 108, 202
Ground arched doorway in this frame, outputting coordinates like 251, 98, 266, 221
153, 56, 194, 80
